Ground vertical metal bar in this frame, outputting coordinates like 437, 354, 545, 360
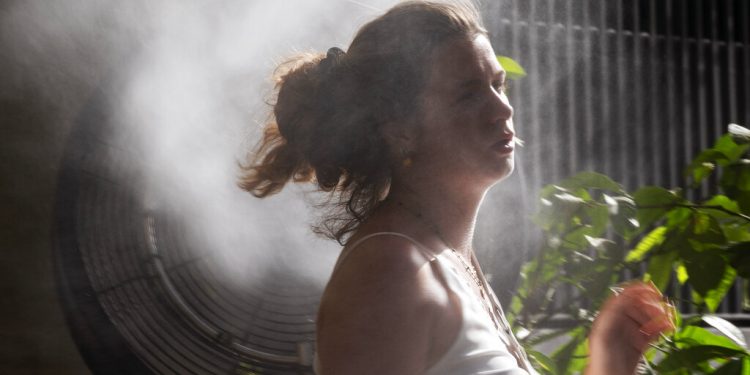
508, 0, 531, 201
528, 0, 541, 188
744, 0, 750, 127
633, 0, 644, 189
709, 0, 730, 315
662, 0, 680, 306
728, 0, 746, 318
511, 0, 522, 121
581, 0, 593, 171
679, 0, 694, 314
548, 0, 561, 183
648, 0, 660, 186
681, 1, 694, 202
696, 0, 709, 198
710, 0, 723, 145
566, 0, 578, 173
727, 0, 737, 124
616, 0, 627, 189
599, 0, 611, 176
666, 0, 677, 188
709, 0, 729, 313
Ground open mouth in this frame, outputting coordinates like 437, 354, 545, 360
491, 138, 515, 154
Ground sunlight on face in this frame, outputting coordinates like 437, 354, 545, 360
414, 34, 516, 190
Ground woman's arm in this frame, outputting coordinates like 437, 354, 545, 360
585, 282, 675, 375
315, 237, 450, 375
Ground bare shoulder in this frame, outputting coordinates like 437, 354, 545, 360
316, 234, 451, 375
321, 233, 448, 319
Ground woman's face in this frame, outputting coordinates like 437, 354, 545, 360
412, 34, 515, 189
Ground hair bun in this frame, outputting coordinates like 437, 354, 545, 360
319, 47, 346, 74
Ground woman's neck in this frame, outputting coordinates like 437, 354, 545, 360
387, 177, 486, 259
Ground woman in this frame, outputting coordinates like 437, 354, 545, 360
240, 1, 674, 374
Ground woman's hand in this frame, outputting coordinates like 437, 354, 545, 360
585, 281, 675, 375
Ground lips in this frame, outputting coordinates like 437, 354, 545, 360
491, 137, 515, 154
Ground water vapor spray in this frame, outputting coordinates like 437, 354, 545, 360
4, 0, 536, 293
4, 0, 401, 288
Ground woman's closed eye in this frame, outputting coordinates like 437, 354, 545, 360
492, 79, 509, 94
459, 90, 481, 102
458, 82, 508, 103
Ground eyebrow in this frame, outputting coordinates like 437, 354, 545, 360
457, 71, 507, 88
458, 79, 482, 88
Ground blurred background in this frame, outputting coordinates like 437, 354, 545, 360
1, 0, 748, 374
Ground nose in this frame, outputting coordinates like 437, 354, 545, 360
490, 89, 514, 122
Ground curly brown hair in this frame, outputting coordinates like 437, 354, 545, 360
239, 1, 487, 244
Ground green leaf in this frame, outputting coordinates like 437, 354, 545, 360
626, 226, 668, 262
661, 229, 690, 258
728, 241, 750, 278
588, 203, 610, 236
715, 133, 750, 162
676, 325, 746, 351
554, 192, 587, 204
703, 267, 737, 312
704, 195, 742, 219
527, 350, 556, 374
557, 171, 624, 193
703, 315, 748, 349
741, 163, 750, 191
738, 191, 750, 214
689, 212, 727, 246
603, 193, 618, 214
584, 235, 614, 250
722, 222, 750, 243
686, 149, 726, 186
634, 186, 683, 230
722, 163, 741, 195
729, 123, 750, 145
551, 328, 585, 374
645, 250, 677, 292
655, 345, 748, 373
681, 246, 730, 306
713, 358, 750, 375
497, 55, 527, 79
567, 337, 590, 374
608, 195, 640, 241
693, 162, 715, 187
665, 207, 692, 230
539, 184, 565, 199
676, 262, 689, 284
692, 148, 731, 166
533, 190, 590, 234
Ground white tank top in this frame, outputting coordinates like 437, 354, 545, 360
314, 232, 536, 375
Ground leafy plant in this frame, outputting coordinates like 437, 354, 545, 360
510, 124, 750, 374
498, 55, 527, 79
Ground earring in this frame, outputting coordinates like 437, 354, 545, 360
401, 148, 413, 168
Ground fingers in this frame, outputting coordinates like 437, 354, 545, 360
594, 281, 676, 350
618, 282, 676, 345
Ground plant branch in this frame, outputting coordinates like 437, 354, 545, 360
637, 203, 750, 223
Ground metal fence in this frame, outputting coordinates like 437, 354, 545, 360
480, 0, 749, 321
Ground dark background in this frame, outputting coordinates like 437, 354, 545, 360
3, 0, 750, 373
1, 42, 92, 375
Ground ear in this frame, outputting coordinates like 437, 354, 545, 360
381, 120, 417, 156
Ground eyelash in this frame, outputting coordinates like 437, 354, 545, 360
493, 80, 509, 93
460, 81, 509, 102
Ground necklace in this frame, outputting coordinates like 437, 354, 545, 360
393, 200, 482, 289
448, 248, 482, 289
391, 199, 533, 371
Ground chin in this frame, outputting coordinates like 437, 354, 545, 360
485, 157, 515, 186
496, 164, 514, 182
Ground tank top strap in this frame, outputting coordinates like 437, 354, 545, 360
332, 232, 437, 274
